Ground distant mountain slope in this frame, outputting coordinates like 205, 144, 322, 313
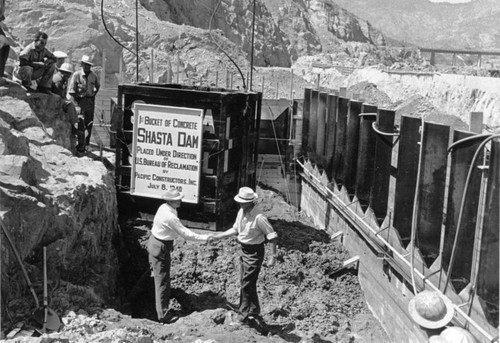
331, 0, 500, 50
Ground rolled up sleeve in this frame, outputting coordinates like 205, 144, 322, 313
256, 215, 277, 241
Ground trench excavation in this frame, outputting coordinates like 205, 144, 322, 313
115, 188, 389, 340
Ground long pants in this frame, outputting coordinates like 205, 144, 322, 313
17, 63, 56, 88
147, 234, 173, 321
75, 97, 95, 149
239, 242, 265, 318
0, 27, 9, 78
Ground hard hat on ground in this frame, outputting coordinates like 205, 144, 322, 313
59, 63, 73, 74
440, 327, 476, 343
408, 290, 454, 329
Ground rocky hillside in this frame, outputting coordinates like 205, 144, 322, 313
3, 0, 388, 87
331, 0, 500, 50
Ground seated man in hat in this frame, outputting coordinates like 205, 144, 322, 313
53, 50, 68, 70
210, 187, 278, 326
147, 188, 213, 324
17, 31, 57, 93
67, 55, 100, 153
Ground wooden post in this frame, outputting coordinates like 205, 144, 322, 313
230, 72, 233, 89
276, 81, 279, 99
261, 75, 264, 94
290, 68, 294, 101
176, 53, 180, 84
430, 52, 436, 66
150, 48, 154, 83
316, 74, 320, 90
118, 54, 124, 84
477, 54, 482, 68
101, 50, 106, 88
470, 111, 483, 133
215, 71, 218, 87
339, 87, 347, 97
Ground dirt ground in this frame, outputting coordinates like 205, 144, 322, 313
3, 188, 389, 342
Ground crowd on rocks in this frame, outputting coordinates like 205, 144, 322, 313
0, 3, 100, 154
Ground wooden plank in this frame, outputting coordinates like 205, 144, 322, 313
416, 122, 450, 268
325, 94, 337, 175
332, 97, 349, 185
302, 88, 311, 153
442, 130, 482, 293
369, 109, 395, 221
477, 138, 499, 327
316, 92, 328, 157
341, 100, 363, 196
355, 112, 377, 208
309, 90, 319, 153
393, 116, 422, 246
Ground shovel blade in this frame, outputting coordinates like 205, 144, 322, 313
32, 307, 63, 332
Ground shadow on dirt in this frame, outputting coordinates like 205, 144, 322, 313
271, 219, 331, 253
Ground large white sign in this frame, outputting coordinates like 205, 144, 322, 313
130, 103, 203, 203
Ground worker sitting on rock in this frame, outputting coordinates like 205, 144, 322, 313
16, 31, 57, 93
148, 189, 213, 324
209, 187, 278, 326
67, 55, 100, 153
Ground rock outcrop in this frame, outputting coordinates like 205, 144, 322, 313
0, 81, 119, 315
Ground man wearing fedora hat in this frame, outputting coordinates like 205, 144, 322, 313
148, 188, 212, 324
67, 54, 100, 153
210, 187, 278, 326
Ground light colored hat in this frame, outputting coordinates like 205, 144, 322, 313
80, 55, 93, 66
408, 290, 454, 329
234, 187, 258, 203
161, 189, 184, 201
440, 327, 476, 343
59, 62, 73, 74
53, 50, 67, 58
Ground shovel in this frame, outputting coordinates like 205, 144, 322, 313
32, 246, 62, 332
0, 222, 61, 332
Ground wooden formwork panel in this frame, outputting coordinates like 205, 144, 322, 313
325, 94, 337, 175
302, 89, 311, 153
333, 97, 349, 185
393, 116, 422, 245
442, 130, 482, 292
416, 122, 450, 267
341, 100, 363, 197
309, 90, 319, 153
316, 92, 328, 157
355, 111, 378, 208
477, 139, 499, 328
369, 109, 395, 221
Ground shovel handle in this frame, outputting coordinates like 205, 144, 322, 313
43, 246, 47, 332
0, 221, 40, 308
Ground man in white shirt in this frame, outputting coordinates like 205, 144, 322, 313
147, 189, 211, 324
211, 187, 278, 326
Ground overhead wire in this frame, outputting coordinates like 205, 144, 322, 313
209, 0, 246, 90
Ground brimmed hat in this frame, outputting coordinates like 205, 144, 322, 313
59, 63, 73, 74
80, 55, 93, 66
408, 290, 454, 329
53, 50, 67, 59
162, 189, 184, 201
234, 187, 258, 203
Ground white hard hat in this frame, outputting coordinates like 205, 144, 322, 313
440, 327, 476, 343
59, 63, 74, 74
408, 290, 454, 329
53, 50, 67, 58
80, 55, 93, 66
